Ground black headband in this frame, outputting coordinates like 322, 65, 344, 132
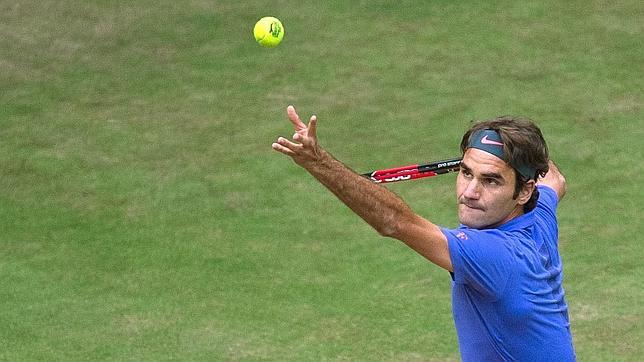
467, 129, 536, 180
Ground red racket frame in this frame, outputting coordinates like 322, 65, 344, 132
363, 157, 462, 184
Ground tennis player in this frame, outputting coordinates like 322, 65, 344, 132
272, 105, 576, 361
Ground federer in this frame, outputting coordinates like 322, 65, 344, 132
272, 105, 576, 361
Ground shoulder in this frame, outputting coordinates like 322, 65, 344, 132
443, 228, 515, 265
443, 228, 518, 296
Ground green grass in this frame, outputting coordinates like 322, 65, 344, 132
1, 0, 642, 360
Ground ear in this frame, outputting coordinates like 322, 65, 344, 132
517, 180, 536, 206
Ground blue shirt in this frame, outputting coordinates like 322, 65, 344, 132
442, 186, 576, 361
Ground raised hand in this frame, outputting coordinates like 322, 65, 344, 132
271, 105, 321, 167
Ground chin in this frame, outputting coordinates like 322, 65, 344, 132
459, 219, 487, 229
458, 215, 483, 229
458, 209, 491, 229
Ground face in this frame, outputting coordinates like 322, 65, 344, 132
456, 148, 533, 229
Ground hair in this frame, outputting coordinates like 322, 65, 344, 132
459, 116, 550, 212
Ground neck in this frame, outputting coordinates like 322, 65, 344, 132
488, 206, 524, 229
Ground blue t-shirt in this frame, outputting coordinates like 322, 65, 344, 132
442, 185, 575, 361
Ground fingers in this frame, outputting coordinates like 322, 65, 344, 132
276, 136, 300, 149
287, 105, 307, 132
273, 105, 319, 157
291, 113, 316, 137
308, 115, 317, 140
271, 141, 295, 156
271, 136, 301, 155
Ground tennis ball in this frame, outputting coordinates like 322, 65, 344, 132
253, 17, 284, 47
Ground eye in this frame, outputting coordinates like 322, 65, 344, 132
460, 168, 473, 178
484, 178, 500, 186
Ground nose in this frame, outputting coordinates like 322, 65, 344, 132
462, 179, 480, 200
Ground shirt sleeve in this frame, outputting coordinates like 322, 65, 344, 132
443, 228, 514, 301
533, 185, 560, 245
535, 185, 558, 217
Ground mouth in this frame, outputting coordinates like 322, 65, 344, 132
460, 201, 484, 211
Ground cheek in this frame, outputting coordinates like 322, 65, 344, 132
455, 174, 467, 197
488, 189, 518, 211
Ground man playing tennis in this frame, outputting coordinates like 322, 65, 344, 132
271, 105, 576, 361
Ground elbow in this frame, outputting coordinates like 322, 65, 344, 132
558, 173, 567, 199
373, 213, 404, 238
374, 221, 399, 238
374, 212, 412, 239
543, 160, 567, 200
559, 174, 568, 196
552, 168, 567, 199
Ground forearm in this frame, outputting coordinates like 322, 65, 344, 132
304, 149, 414, 237
303, 149, 452, 270
272, 106, 451, 270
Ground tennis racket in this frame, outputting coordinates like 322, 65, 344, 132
363, 157, 462, 184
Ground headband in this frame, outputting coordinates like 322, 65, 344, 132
467, 129, 536, 181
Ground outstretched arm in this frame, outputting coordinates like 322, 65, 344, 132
272, 106, 452, 271
537, 160, 567, 201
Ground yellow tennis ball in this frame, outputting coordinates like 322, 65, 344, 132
253, 17, 284, 47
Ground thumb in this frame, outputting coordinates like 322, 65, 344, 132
308, 115, 318, 140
